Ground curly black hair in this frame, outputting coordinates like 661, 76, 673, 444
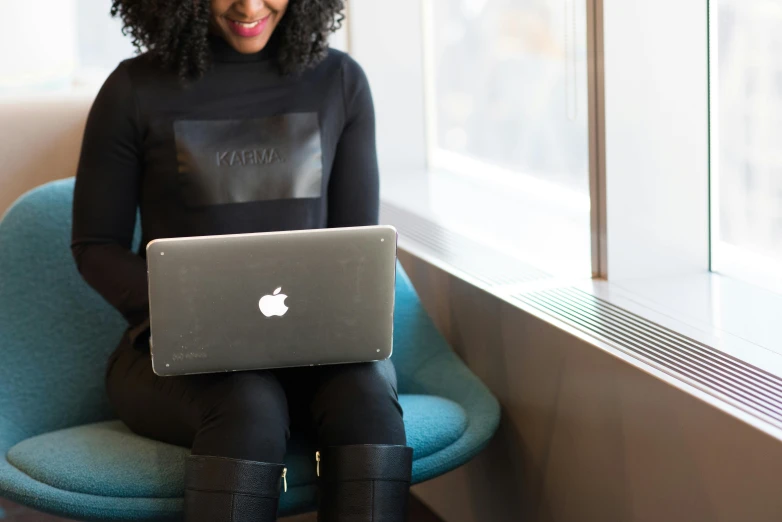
110, 0, 345, 81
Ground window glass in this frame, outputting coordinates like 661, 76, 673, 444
0, 0, 134, 95
423, 0, 592, 277
711, 0, 782, 292
429, 0, 589, 192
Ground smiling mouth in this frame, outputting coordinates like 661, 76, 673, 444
227, 15, 270, 28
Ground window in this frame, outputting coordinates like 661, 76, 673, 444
0, 1, 349, 97
711, 0, 782, 293
422, 0, 592, 277
0, 0, 134, 96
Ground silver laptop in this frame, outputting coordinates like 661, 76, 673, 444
146, 225, 397, 376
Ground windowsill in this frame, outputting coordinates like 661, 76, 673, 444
0, 72, 106, 103
381, 168, 782, 433
0, 86, 99, 104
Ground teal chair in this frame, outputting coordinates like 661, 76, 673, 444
0, 179, 500, 521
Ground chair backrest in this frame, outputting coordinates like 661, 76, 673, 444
0, 179, 447, 442
0, 179, 125, 443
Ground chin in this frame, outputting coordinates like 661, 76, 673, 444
219, 26, 271, 54
236, 40, 268, 54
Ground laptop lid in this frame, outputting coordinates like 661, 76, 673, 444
146, 225, 397, 376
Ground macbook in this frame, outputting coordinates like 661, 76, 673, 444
146, 225, 397, 376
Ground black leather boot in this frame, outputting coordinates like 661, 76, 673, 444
317, 444, 414, 522
185, 455, 286, 522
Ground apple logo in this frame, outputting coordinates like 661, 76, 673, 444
259, 287, 289, 317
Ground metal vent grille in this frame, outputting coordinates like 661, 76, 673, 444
514, 286, 782, 427
380, 202, 550, 288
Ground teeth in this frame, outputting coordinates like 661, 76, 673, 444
234, 20, 260, 27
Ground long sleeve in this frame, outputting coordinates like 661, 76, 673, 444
71, 62, 150, 341
327, 57, 380, 228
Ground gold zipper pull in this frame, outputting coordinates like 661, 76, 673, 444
282, 467, 287, 493
315, 451, 321, 477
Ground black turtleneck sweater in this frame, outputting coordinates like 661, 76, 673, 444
71, 35, 378, 342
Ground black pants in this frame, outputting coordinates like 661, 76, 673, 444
105, 334, 406, 464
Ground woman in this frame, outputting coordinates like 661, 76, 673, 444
71, 1, 411, 520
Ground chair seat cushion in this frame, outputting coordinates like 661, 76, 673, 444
6, 394, 467, 498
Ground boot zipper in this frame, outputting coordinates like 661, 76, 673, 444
282, 467, 287, 492
315, 451, 321, 477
